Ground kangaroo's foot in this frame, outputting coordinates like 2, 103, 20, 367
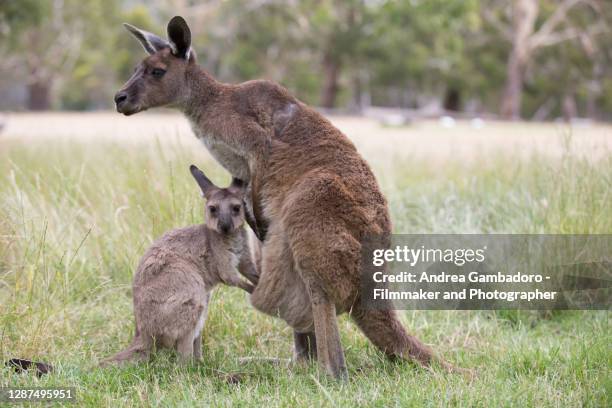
99, 336, 151, 368
310, 287, 347, 380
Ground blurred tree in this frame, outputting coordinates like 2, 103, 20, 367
203, 0, 370, 109
0, 0, 45, 36
60, 0, 123, 110
0, 0, 92, 109
304, 0, 368, 109
0, 0, 47, 109
484, 0, 609, 120
0, 0, 610, 118
363, 0, 482, 111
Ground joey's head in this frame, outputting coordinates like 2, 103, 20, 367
115, 16, 196, 115
189, 165, 247, 236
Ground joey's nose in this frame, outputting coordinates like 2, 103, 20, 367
114, 92, 128, 107
220, 224, 230, 234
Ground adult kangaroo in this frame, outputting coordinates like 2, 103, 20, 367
115, 16, 460, 379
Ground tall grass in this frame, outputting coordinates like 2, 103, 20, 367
0, 136, 610, 406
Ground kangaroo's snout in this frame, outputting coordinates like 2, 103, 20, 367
114, 91, 128, 109
114, 90, 141, 116
114, 91, 127, 106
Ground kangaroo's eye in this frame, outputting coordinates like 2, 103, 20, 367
232, 205, 241, 214
208, 206, 217, 215
151, 68, 166, 78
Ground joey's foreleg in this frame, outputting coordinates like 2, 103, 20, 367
226, 275, 255, 294
238, 244, 260, 286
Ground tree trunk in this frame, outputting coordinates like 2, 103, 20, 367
500, 51, 526, 120
562, 93, 577, 122
350, 72, 362, 112
320, 53, 340, 109
586, 61, 603, 120
443, 88, 461, 112
500, 0, 538, 120
27, 80, 51, 111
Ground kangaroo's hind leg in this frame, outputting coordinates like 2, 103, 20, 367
308, 283, 347, 380
191, 292, 210, 363
174, 292, 209, 364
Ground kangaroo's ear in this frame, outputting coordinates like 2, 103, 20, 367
228, 177, 247, 196
167, 16, 191, 59
124, 23, 170, 55
190, 165, 216, 197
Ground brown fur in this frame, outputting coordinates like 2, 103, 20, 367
100, 166, 257, 366
115, 16, 462, 378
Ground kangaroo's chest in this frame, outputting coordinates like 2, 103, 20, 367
190, 122, 250, 180
204, 234, 243, 281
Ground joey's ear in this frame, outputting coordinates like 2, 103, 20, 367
228, 177, 247, 196
167, 16, 191, 59
190, 165, 216, 197
124, 23, 170, 55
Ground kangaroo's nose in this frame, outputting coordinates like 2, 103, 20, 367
114, 92, 128, 106
220, 224, 230, 234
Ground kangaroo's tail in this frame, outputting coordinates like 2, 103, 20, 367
99, 335, 151, 367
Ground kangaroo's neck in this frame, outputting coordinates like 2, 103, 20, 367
180, 65, 225, 120
180, 66, 254, 181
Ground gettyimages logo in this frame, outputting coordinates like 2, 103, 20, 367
361, 235, 611, 310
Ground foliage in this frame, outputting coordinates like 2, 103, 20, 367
0, 0, 610, 118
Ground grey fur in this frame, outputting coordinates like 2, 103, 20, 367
100, 166, 258, 366
123, 23, 170, 55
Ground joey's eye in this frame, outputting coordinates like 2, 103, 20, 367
208, 206, 217, 215
151, 68, 166, 78
232, 205, 241, 214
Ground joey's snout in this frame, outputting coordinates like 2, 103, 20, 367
218, 216, 233, 235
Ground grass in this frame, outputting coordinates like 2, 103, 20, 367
0, 130, 610, 407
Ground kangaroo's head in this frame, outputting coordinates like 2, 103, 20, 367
115, 16, 196, 115
189, 165, 247, 236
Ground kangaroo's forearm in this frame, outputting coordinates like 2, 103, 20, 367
238, 254, 259, 286
200, 115, 272, 160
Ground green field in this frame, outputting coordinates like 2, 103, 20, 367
0, 120, 610, 406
